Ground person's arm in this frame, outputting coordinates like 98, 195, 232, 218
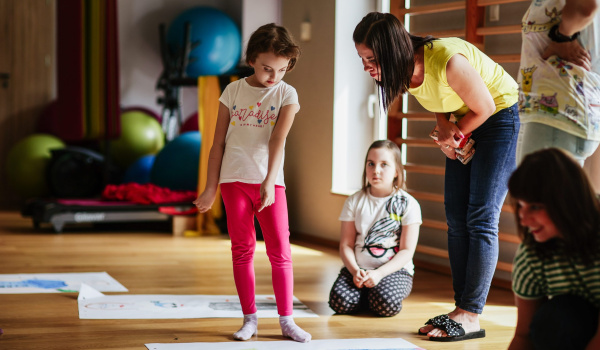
443, 54, 497, 139
508, 295, 547, 350
193, 102, 230, 213
585, 311, 600, 350
339, 220, 366, 288
542, 0, 599, 70
559, 0, 598, 36
258, 103, 299, 212
362, 223, 420, 288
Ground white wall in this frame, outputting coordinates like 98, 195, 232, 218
281, 0, 345, 242
331, 0, 379, 195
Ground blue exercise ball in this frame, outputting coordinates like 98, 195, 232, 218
167, 7, 241, 77
122, 154, 156, 184
150, 131, 201, 191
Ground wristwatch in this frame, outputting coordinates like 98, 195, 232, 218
548, 24, 580, 42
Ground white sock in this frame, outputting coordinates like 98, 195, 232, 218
279, 315, 311, 343
233, 313, 258, 341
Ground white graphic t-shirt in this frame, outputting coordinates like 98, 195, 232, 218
218, 78, 299, 187
339, 188, 422, 275
519, 0, 600, 140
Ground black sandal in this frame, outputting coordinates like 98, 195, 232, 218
426, 314, 486, 342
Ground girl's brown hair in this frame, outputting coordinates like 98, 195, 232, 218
245, 23, 301, 71
362, 140, 406, 193
508, 148, 600, 265
353, 12, 435, 111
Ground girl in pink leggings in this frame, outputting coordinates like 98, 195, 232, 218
193, 23, 310, 343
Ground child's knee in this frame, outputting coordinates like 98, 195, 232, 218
328, 297, 361, 314
369, 298, 403, 317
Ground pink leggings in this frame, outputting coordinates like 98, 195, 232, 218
220, 182, 294, 316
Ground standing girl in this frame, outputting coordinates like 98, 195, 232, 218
508, 148, 600, 350
329, 140, 422, 317
193, 23, 311, 343
354, 12, 519, 341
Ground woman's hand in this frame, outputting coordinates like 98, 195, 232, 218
435, 117, 464, 149
543, 41, 591, 71
363, 269, 384, 288
353, 269, 367, 288
438, 142, 458, 160
193, 190, 216, 213
258, 180, 275, 212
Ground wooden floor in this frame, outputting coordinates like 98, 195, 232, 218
0, 211, 517, 349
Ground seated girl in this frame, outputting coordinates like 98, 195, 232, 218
328, 140, 422, 317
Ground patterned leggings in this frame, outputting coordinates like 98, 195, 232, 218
328, 267, 413, 317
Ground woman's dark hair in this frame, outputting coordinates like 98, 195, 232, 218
508, 148, 600, 265
362, 140, 405, 193
245, 23, 301, 71
353, 12, 435, 111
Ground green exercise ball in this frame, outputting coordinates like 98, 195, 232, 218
109, 110, 165, 168
6, 133, 66, 198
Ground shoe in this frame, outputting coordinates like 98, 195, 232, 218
426, 314, 486, 342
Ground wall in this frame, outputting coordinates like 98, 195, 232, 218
281, 0, 347, 242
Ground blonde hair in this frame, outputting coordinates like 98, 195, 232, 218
361, 140, 405, 193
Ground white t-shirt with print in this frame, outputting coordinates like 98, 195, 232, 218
339, 188, 422, 275
518, 0, 600, 140
219, 78, 299, 187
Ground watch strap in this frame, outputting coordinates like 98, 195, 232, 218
548, 24, 580, 43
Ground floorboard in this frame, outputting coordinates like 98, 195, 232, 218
0, 211, 516, 349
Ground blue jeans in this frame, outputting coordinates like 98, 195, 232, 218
517, 122, 600, 166
444, 103, 519, 314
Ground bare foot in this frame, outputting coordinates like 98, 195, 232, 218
428, 308, 480, 338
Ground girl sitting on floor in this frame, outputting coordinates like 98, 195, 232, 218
328, 140, 422, 317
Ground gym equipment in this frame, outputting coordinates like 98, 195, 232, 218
46, 146, 121, 198
122, 105, 162, 124
6, 134, 66, 198
122, 154, 155, 184
108, 110, 165, 168
167, 7, 241, 77
150, 131, 200, 191
22, 198, 193, 233
156, 7, 243, 142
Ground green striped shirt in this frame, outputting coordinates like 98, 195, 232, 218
512, 243, 600, 308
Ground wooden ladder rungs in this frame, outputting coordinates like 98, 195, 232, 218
476, 24, 522, 36
421, 218, 521, 244
408, 189, 515, 213
396, 1, 465, 16
405, 163, 445, 175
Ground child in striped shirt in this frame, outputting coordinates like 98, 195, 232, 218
507, 148, 600, 350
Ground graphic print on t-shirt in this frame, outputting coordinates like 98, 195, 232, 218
363, 194, 408, 259
231, 103, 278, 128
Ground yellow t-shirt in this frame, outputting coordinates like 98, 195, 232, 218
408, 37, 518, 118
